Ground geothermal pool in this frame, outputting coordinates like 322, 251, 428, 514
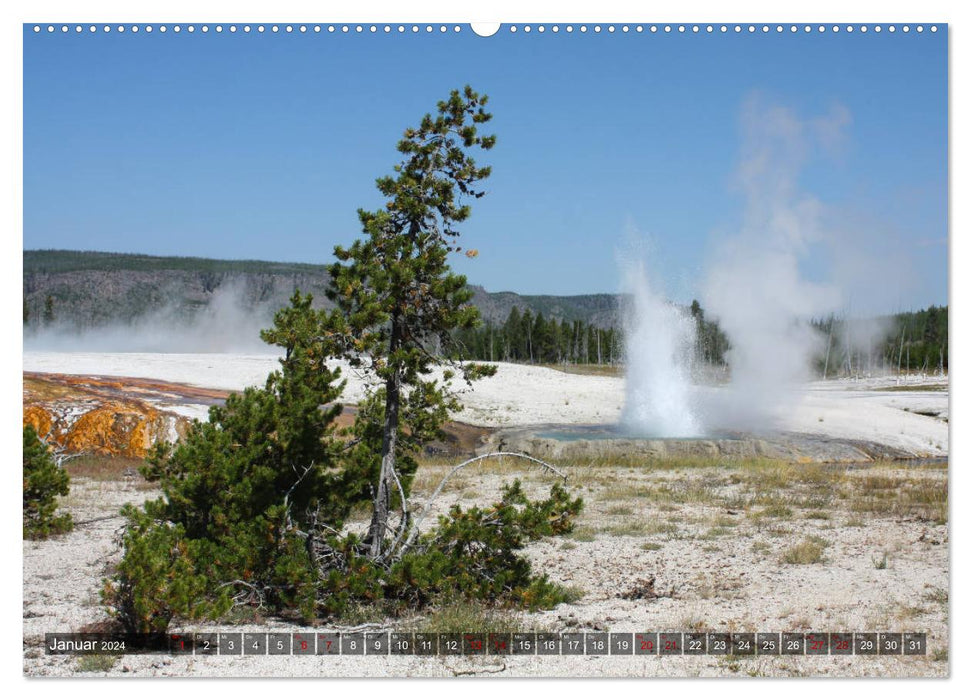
23, 351, 948, 461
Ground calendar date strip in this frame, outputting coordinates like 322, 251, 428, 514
44, 631, 927, 656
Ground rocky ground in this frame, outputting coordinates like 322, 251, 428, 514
23, 456, 949, 678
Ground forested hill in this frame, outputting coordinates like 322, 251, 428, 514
23, 249, 620, 329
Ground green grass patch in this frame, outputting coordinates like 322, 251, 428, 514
873, 383, 947, 393
540, 363, 623, 378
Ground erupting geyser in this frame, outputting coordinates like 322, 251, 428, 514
620, 261, 703, 437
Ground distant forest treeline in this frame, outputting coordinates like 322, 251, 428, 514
24, 250, 947, 376
453, 307, 623, 365
23, 248, 327, 275
451, 299, 731, 368
455, 301, 948, 376
811, 305, 949, 376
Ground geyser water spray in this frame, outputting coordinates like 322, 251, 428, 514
620, 260, 703, 437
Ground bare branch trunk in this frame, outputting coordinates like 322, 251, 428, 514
366, 315, 403, 558
399, 451, 567, 556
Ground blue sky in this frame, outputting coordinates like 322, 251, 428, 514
23, 25, 947, 309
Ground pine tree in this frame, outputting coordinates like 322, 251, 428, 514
104, 292, 352, 631
321, 86, 498, 558
104, 90, 584, 631
505, 307, 523, 360
521, 309, 535, 362
532, 312, 549, 362
23, 425, 73, 539
43, 295, 55, 325
559, 319, 572, 363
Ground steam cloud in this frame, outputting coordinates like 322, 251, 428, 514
700, 96, 844, 428
24, 281, 278, 354
624, 94, 907, 435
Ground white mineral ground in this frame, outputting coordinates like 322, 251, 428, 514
23, 352, 949, 456
24, 462, 949, 678
22, 352, 949, 678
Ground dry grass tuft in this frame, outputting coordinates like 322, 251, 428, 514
66, 454, 148, 481
843, 473, 948, 523
781, 536, 829, 565
404, 598, 523, 635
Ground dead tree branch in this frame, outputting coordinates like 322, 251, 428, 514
399, 451, 567, 555
218, 580, 267, 609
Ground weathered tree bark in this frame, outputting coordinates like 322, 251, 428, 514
366, 314, 402, 558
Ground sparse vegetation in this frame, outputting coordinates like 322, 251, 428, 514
700, 526, 732, 540
781, 536, 829, 565
844, 473, 947, 524
567, 526, 597, 542
601, 519, 677, 538
25, 443, 948, 677
560, 585, 585, 604
65, 455, 149, 482
896, 603, 927, 621
404, 597, 521, 635
76, 654, 119, 673
804, 510, 830, 520
925, 587, 948, 606
751, 540, 772, 556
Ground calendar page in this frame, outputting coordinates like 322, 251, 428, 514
20, 10, 950, 681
